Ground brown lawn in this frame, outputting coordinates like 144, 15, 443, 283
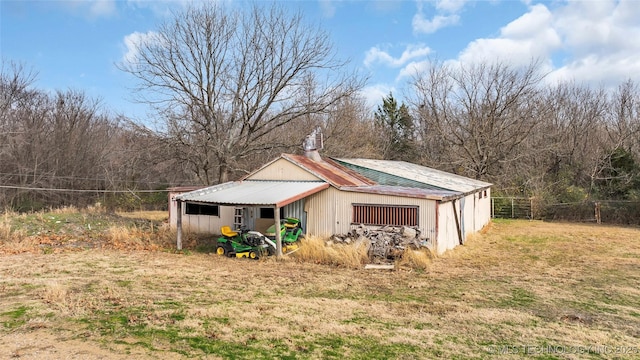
1, 215, 639, 359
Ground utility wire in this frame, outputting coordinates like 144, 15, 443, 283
0, 185, 169, 193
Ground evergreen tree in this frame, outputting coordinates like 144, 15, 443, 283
374, 92, 416, 161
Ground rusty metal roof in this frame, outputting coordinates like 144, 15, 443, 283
175, 180, 329, 207
281, 154, 375, 187
334, 158, 492, 194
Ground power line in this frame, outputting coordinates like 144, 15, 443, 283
0, 185, 169, 193
0, 172, 175, 185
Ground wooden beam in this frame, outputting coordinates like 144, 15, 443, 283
275, 205, 282, 258
452, 200, 463, 245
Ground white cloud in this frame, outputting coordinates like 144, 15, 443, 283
412, 0, 466, 34
89, 0, 117, 17
55, 0, 117, 18
412, 13, 460, 34
364, 44, 432, 68
445, 0, 640, 89
122, 31, 160, 65
397, 60, 431, 80
435, 0, 467, 13
360, 84, 395, 109
554, 0, 640, 57
457, 4, 561, 66
319, 0, 337, 18
545, 54, 640, 87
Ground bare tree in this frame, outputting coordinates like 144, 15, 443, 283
608, 80, 640, 153
119, 3, 364, 184
410, 60, 547, 180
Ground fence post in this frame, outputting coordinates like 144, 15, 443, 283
595, 202, 601, 224
491, 197, 494, 218
511, 198, 515, 218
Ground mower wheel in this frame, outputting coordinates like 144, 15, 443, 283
216, 246, 227, 256
249, 250, 258, 259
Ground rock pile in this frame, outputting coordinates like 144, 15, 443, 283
329, 224, 433, 262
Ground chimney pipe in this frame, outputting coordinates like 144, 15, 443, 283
303, 127, 323, 161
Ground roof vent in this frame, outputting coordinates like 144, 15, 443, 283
303, 126, 323, 161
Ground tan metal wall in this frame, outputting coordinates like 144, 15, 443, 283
436, 189, 492, 255
179, 206, 235, 234
246, 158, 320, 181
477, 188, 491, 231
305, 187, 437, 240
437, 200, 459, 254
168, 194, 235, 234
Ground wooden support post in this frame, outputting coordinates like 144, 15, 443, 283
176, 200, 183, 251
274, 205, 282, 258
595, 202, 601, 224
452, 201, 463, 245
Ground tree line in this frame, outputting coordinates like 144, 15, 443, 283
2, 2, 639, 215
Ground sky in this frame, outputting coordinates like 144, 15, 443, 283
2, 0, 640, 122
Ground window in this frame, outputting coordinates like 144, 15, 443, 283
185, 203, 219, 216
260, 207, 274, 219
352, 204, 418, 226
259, 207, 284, 219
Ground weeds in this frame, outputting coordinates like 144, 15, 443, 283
293, 235, 369, 268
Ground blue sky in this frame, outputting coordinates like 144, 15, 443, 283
2, 0, 639, 121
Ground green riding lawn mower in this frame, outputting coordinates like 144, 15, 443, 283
215, 217, 304, 259
216, 226, 276, 259
265, 217, 304, 254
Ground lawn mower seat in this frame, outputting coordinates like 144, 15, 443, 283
221, 226, 238, 238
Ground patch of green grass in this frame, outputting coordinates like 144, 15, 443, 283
212, 316, 230, 325
505, 235, 560, 245
116, 280, 132, 288
186, 336, 304, 359
341, 313, 400, 330
299, 335, 422, 360
169, 312, 186, 322
1, 305, 30, 329
499, 287, 536, 308
154, 300, 184, 309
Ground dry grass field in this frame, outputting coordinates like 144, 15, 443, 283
1, 210, 639, 359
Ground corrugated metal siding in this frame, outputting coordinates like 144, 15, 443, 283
462, 193, 474, 238
476, 188, 491, 231
437, 200, 459, 254
284, 199, 307, 231
180, 206, 235, 235
246, 158, 321, 181
306, 187, 437, 240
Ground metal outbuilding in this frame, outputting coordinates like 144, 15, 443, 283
171, 149, 492, 255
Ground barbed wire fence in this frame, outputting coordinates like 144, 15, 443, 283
491, 197, 640, 226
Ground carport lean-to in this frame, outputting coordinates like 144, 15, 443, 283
173, 180, 329, 257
